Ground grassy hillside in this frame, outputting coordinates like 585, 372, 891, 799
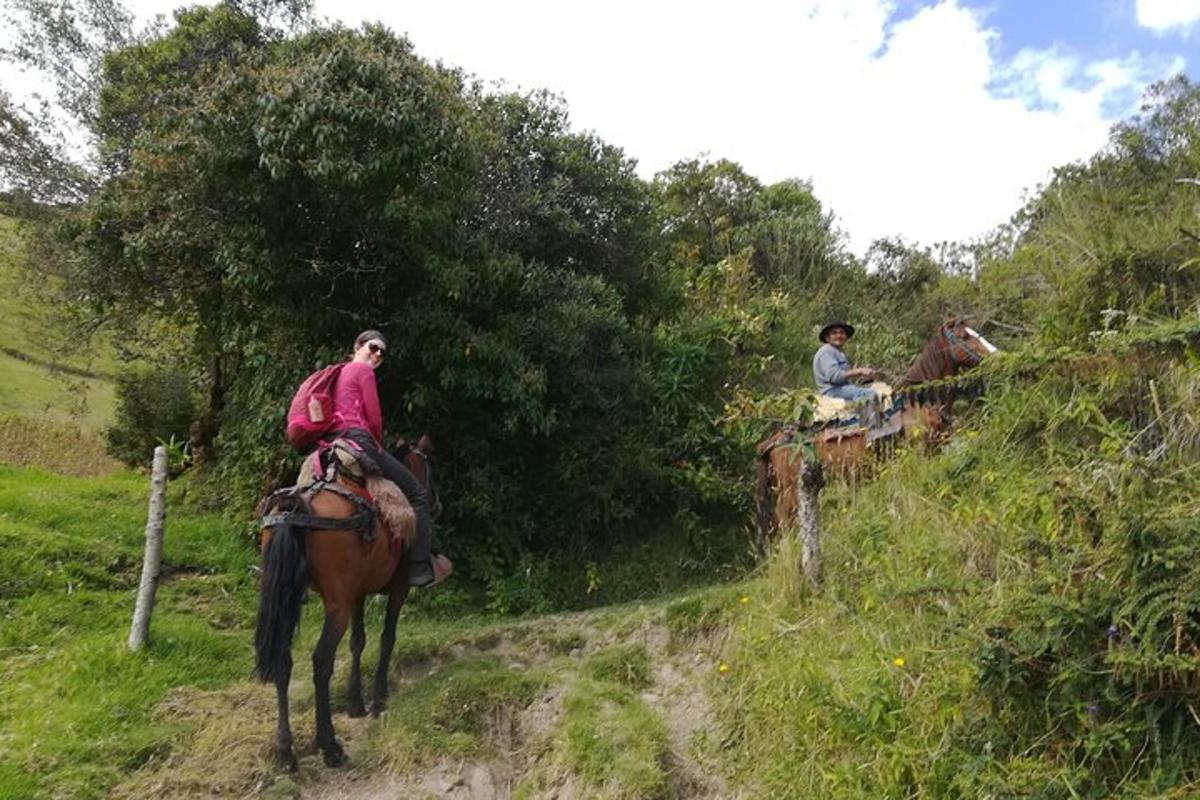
714, 320, 1200, 797
0, 215, 117, 432
0, 466, 256, 799
4, 318, 1199, 799
0, 463, 738, 800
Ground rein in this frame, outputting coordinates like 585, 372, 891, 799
397, 440, 441, 519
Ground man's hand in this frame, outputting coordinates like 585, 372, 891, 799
847, 367, 878, 382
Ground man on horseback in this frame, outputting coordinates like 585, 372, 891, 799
813, 320, 878, 402
332, 330, 451, 588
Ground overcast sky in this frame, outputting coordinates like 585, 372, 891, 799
23, 0, 1200, 251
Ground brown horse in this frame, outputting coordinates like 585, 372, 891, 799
253, 435, 440, 770
755, 320, 996, 552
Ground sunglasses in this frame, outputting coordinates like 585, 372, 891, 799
367, 342, 386, 356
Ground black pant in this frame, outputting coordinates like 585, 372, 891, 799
339, 429, 431, 567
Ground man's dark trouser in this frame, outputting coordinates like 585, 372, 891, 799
339, 429, 431, 572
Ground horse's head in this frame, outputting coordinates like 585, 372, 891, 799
942, 318, 999, 366
396, 434, 442, 520
903, 318, 999, 386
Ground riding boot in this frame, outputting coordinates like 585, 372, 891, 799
338, 428, 437, 586
406, 521, 434, 586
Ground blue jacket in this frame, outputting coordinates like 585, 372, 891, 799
812, 343, 851, 394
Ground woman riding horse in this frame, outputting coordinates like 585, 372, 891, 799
253, 330, 451, 769
332, 330, 451, 587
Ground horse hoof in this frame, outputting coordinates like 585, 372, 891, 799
370, 700, 386, 717
322, 742, 347, 768
274, 747, 299, 772
347, 703, 367, 718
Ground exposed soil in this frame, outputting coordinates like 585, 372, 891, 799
113, 607, 737, 799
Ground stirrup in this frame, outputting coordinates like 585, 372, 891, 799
409, 554, 454, 588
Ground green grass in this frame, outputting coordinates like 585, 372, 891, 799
0, 354, 115, 431
370, 654, 549, 762
586, 644, 652, 689
0, 214, 118, 433
710, 346, 1200, 798
661, 584, 742, 647
556, 679, 670, 799
0, 465, 257, 800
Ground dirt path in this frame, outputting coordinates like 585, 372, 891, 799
305, 619, 730, 799
111, 598, 740, 800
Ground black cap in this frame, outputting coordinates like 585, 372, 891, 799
819, 321, 855, 343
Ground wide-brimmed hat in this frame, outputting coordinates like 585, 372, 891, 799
819, 321, 855, 343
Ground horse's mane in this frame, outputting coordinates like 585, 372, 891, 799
898, 322, 955, 389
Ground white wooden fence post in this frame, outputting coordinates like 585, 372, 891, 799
795, 460, 825, 592
129, 446, 168, 651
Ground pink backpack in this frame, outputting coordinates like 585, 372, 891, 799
285, 363, 344, 449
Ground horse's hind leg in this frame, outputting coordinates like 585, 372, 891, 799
371, 583, 410, 716
312, 607, 350, 767
272, 651, 298, 771
346, 598, 367, 718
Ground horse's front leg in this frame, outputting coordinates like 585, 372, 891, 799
312, 605, 350, 767
272, 650, 298, 771
346, 598, 367, 718
371, 582, 410, 716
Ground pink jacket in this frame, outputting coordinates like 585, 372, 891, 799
332, 361, 383, 445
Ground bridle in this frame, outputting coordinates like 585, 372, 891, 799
943, 324, 983, 367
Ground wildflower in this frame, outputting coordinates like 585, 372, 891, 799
739, 596, 750, 604
1106, 624, 1121, 640
718, 663, 730, 674
893, 657, 906, 667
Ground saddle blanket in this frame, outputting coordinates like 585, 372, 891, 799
813, 381, 895, 424
296, 440, 416, 554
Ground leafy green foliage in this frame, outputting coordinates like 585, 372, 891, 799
11, 0, 1200, 632
992, 75, 1200, 342
717, 325, 1200, 797
105, 366, 197, 467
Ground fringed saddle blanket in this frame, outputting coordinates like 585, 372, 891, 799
296, 439, 416, 556
812, 381, 895, 424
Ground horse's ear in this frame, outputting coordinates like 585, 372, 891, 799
417, 433, 434, 454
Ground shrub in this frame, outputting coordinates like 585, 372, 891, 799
105, 366, 197, 468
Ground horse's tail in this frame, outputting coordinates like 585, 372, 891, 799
254, 491, 309, 683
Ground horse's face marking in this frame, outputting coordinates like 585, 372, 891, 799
964, 326, 999, 354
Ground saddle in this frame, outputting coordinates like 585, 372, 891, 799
295, 438, 416, 555
812, 381, 895, 424
812, 381, 903, 447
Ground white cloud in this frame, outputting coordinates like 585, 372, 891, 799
331, 0, 1175, 252
1136, 0, 1200, 33
1, 0, 1184, 253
